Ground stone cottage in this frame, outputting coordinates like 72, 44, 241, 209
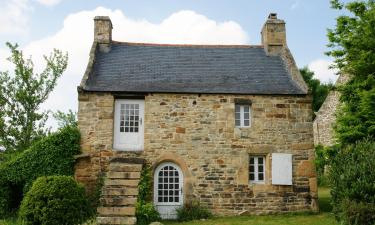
75, 13, 318, 225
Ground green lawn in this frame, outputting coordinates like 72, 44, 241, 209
0, 187, 335, 225
163, 213, 336, 225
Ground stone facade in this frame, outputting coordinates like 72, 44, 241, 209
75, 92, 318, 215
313, 91, 340, 146
313, 74, 349, 146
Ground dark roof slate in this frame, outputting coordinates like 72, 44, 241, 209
83, 42, 306, 95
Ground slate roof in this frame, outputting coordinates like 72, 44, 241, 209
82, 42, 306, 95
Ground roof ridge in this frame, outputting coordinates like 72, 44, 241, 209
111, 41, 263, 48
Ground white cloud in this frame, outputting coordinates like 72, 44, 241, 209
0, 7, 248, 129
0, 0, 30, 35
0, 0, 63, 35
35, 0, 62, 6
308, 59, 339, 84
290, 0, 300, 10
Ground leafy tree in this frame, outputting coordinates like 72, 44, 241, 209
53, 110, 77, 128
327, 1, 375, 224
327, 0, 375, 145
300, 67, 333, 116
0, 43, 68, 152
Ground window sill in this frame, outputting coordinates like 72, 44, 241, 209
249, 182, 266, 186
112, 148, 144, 152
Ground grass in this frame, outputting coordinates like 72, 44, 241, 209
319, 186, 333, 213
0, 187, 335, 225
163, 212, 336, 225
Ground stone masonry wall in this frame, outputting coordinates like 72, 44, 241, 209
313, 91, 340, 146
75, 92, 318, 215
313, 74, 349, 147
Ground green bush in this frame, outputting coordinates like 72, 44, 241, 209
0, 126, 80, 217
135, 202, 161, 225
176, 201, 212, 222
20, 176, 92, 225
330, 139, 375, 225
338, 199, 375, 225
136, 165, 161, 225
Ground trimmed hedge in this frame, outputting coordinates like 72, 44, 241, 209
0, 126, 80, 217
20, 176, 92, 225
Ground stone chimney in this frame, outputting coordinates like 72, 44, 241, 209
94, 16, 112, 52
261, 13, 286, 56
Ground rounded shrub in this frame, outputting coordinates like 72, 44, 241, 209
20, 176, 92, 225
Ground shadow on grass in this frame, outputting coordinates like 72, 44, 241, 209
318, 187, 333, 213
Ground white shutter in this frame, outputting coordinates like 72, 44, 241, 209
272, 153, 293, 185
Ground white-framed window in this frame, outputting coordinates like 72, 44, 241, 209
249, 156, 265, 184
235, 104, 251, 127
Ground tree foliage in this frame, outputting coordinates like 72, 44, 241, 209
327, 0, 375, 145
300, 67, 333, 115
0, 43, 68, 152
53, 110, 77, 129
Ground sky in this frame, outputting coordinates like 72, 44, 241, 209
0, 0, 347, 128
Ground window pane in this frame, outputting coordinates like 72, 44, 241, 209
259, 173, 264, 181
235, 113, 241, 120
250, 173, 255, 181
249, 165, 254, 173
244, 120, 250, 126
250, 157, 254, 164
258, 157, 263, 164
235, 119, 241, 126
258, 165, 264, 173
244, 106, 250, 113
235, 105, 240, 113
244, 112, 249, 120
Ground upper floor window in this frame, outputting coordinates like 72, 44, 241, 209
249, 156, 265, 184
235, 104, 251, 127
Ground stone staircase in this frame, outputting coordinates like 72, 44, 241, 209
97, 160, 143, 225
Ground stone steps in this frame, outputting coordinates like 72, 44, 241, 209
97, 161, 143, 225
